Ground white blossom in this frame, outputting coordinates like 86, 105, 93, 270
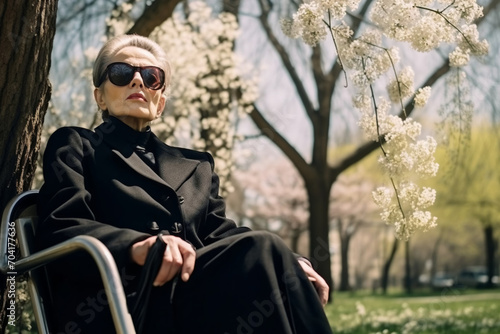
458, 24, 489, 56
374, 182, 438, 240
387, 67, 415, 103
356, 301, 367, 317
372, 187, 393, 208
452, 0, 484, 23
414, 86, 432, 107
293, 2, 327, 46
318, 0, 361, 20
280, 18, 300, 39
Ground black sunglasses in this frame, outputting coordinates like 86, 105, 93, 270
97, 62, 165, 90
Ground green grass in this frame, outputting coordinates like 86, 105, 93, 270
8, 281, 500, 334
325, 288, 500, 334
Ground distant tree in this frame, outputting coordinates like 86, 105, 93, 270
329, 172, 379, 291
233, 158, 309, 252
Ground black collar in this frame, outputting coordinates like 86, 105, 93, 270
106, 116, 151, 149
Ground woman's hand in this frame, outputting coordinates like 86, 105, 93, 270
298, 260, 329, 307
130, 234, 196, 286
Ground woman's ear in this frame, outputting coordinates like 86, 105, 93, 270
94, 88, 107, 111
156, 94, 167, 118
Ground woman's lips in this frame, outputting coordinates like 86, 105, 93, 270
127, 93, 147, 102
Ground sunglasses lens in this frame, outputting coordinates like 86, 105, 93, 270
141, 68, 164, 90
108, 63, 134, 86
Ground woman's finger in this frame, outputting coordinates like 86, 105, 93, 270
298, 260, 329, 306
178, 242, 196, 281
154, 243, 182, 286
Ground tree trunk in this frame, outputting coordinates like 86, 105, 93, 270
404, 240, 412, 294
430, 230, 443, 281
381, 238, 399, 294
306, 181, 334, 299
338, 232, 352, 291
337, 219, 352, 291
0, 0, 58, 330
484, 224, 497, 288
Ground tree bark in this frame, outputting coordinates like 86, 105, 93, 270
306, 180, 335, 296
381, 238, 399, 294
0, 0, 58, 330
222, 0, 241, 17
404, 240, 412, 294
338, 219, 352, 291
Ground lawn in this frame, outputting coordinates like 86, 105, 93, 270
325, 288, 500, 334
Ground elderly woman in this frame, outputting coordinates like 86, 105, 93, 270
37, 34, 332, 334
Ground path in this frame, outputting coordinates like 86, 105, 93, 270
393, 290, 500, 304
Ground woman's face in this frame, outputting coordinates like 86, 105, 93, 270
94, 46, 167, 131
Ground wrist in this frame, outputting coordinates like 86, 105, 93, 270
297, 256, 312, 268
130, 239, 150, 266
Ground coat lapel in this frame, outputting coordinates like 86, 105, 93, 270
151, 135, 200, 191
111, 148, 173, 188
96, 121, 199, 192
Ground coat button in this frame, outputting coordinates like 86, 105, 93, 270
149, 221, 160, 231
172, 222, 183, 234
178, 196, 185, 204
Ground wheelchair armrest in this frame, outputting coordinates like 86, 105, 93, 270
13, 235, 136, 334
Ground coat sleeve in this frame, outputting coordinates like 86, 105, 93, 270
197, 153, 311, 265
36, 127, 150, 282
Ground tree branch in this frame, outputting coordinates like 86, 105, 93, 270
326, 0, 374, 82
249, 104, 312, 179
56, 0, 100, 29
257, 0, 316, 119
127, 0, 182, 36
476, 0, 500, 25
333, 59, 452, 176
311, 44, 324, 98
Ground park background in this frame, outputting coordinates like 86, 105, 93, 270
1, 0, 500, 333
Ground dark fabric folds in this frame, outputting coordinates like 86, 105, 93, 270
130, 233, 167, 333
141, 231, 333, 334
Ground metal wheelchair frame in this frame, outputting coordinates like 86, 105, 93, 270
0, 190, 136, 333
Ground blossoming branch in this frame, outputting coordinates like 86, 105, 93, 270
280, 0, 488, 240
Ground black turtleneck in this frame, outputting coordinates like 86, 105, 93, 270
107, 116, 157, 172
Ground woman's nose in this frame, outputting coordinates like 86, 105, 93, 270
130, 71, 143, 88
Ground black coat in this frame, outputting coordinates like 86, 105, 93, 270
37, 118, 332, 334
37, 118, 250, 330
38, 118, 251, 270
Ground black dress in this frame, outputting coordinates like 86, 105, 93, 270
37, 117, 333, 334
